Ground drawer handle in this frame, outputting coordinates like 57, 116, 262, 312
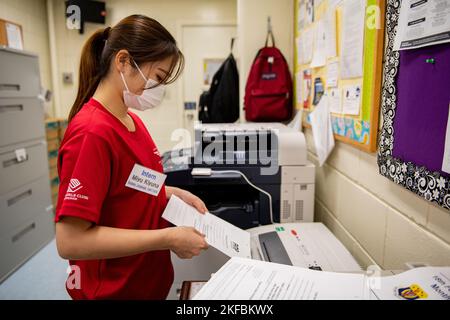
0, 84, 20, 91
0, 104, 24, 113
7, 189, 32, 207
3, 155, 29, 168
12, 223, 36, 243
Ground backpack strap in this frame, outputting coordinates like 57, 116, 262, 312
265, 16, 275, 47
265, 30, 275, 47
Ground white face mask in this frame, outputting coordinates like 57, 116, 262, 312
120, 61, 165, 111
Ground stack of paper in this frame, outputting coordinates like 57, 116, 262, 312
194, 257, 450, 300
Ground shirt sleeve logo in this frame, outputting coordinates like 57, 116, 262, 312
67, 178, 83, 193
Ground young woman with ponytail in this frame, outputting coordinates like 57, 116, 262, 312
55, 15, 208, 300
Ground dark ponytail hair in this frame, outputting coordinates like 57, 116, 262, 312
69, 15, 184, 122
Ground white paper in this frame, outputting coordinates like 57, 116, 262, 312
305, 0, 314, 25
325, 10, 337, 58
301, 27, 314, 64
342, 84, 362, 116
194, 257, 450, 300
162, 195, 251, 258
194, 257, 367, 300
310, 95, 335, 166
394, 0, 450, 51
296, 36, 303, 64
303, 69, 312, 108
442, 103, 450, 173
329, 0, 342, 9
326, 61, 339, 87
369, 267, 450, 300
5, 23, 23, 50
298, 0, 306, 31
189, 282, 207, 300
310, 20, 327, 68
314, 0, 324, 8
328, 88, 342, 114
340, 0, 366, 79
295, 72, 303, 105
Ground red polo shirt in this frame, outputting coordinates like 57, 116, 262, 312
55, 98, 173, 300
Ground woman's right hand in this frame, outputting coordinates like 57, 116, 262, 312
167, 226, 209, 259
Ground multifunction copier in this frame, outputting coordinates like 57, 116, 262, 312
162, 123, 315, 229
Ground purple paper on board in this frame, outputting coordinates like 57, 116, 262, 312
392, 43, 450, 176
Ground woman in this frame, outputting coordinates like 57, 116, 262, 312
55, 15, 209, 300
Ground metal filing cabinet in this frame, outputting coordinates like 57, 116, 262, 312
0, 47, 54, 282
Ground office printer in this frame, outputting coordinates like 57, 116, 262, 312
162, 123, 315, 229
167, 222, 362, 299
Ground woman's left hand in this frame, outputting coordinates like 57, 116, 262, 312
168, 187, 207, 214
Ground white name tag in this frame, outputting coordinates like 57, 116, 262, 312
125, 164, 166, 196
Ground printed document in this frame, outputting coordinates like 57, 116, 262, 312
328, 88, 342, 114
340, 0, 365, 79
342, 84, 362, 116
311, 20, 327, 68
369, 267, 450, 300
394, 0, 450, 50
162, 195, 251, 258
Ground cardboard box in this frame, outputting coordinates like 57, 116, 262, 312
51, 184, 59, 197
50, 177, 59, 196
58, 118, 68, 140
48, 150, 58, 168
49, 166, 58, 181
52, 193, 58, 208
47, 138, 60, 153
45, 119, 59, 140
0, 19, 23, 50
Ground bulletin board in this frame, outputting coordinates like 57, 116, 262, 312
378, 0, 450, 211
294, 0, 385, 153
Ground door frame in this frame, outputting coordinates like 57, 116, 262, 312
176, 20, 237, 137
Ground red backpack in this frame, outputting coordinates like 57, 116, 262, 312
244, 31, 293, 122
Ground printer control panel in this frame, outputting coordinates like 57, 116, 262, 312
249, 223, 362, 272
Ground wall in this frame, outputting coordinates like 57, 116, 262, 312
237, 0, 294, 122
51, 0, 237, 153
306, 129, 450, 269
0, 0, 53, 114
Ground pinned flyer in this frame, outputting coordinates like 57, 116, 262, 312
310, 95, 335, 166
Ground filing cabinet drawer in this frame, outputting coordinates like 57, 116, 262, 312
0, 142, 48, 195
0, 49, 40, 98
0, 98, 45, 147
0, 175, 52, 235
0, 210, 54, 282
